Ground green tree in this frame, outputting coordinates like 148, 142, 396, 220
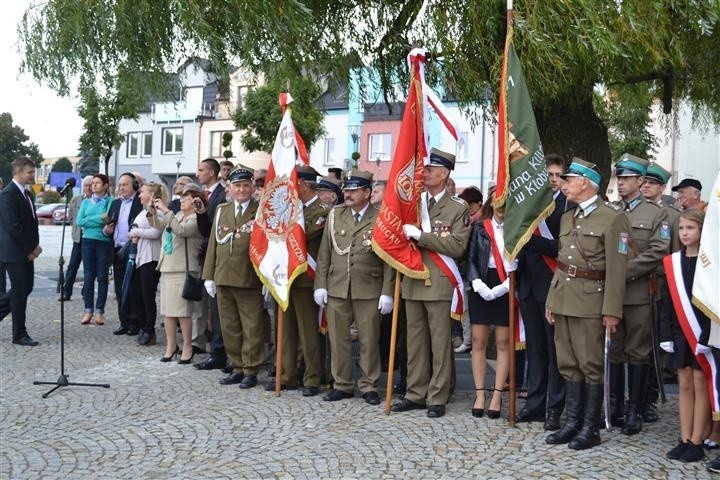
0, 112, 43, 184
77, 147, 99, 176
51, 156, 73, 172
234, 75, 326, 153
17, 1, 720, 180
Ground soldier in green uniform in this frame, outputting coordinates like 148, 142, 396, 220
610, 154, 670, 435
640, 161, 682, 422
202, 166, 265, 389
392, 148, 471, 419
265, 165, 329, 396
545, 158, 629, 450
314, 170, 394, 405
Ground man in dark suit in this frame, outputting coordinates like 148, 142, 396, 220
0, 157, 42, 346
194, 158, 229, 370
515, 154, 573, 430
104, 172, 143, 337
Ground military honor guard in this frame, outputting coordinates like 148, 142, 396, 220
392, 148, 471, 419
266, 165, 329, 396
609, 154, 670, 435
545, 158, 629, 450
202, 166, 265, 389
314, 170, 394, 405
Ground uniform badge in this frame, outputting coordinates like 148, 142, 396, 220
315, 216, 326, 226
432, 220, 443, 236
463, 214, 470, 227
238, 220, 254, 233
221, 224, 230, 232
362, 230, 373, 249
440, 225, 451, 238
660, 221, 671, 240
618, 233, 629, 255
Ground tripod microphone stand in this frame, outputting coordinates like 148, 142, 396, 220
34, 181, 110, 398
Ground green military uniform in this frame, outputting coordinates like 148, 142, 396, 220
202, 197, 265, 377
281, 195, 329, 389
401, 191, 470, 407
314, 202, 394, 395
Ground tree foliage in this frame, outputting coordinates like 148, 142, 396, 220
17, 1, 720, 178
596, 85, 658, 162
0, 112, 43, 185
51, 156, 73, 172
234, 75, 325, 154
77, 148, 99, 176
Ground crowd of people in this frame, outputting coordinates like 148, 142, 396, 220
0, 153, 716, 471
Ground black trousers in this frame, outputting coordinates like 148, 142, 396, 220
113, 246, 139, 329
519, 294, 566, 414
136, 261, 160, 334
0, 261, 34, 341
208, 296, 226, 358
63, 240, 82, 298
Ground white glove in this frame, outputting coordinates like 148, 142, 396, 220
204, 280, 216, 298
402, 224, 421, 241
261, 285, 272, 303
471, 279, 496, 301
490, 279, 510, 298
659, 341, 674, 353
378, 295, 393, 315
696, 344, 712, 355
314, 288, 328, 307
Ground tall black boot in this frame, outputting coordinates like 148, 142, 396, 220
546, 380, 584, 445
622, 363, 649, 435
607, 362, 625, 427
569, 383, 603, 450
643, 361, 660, 423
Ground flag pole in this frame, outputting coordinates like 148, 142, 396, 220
506, 0, 516, 427
275, 307, 285, 396
384, 270, 402, 415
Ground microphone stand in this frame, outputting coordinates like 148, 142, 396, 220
34, 186, 110, 398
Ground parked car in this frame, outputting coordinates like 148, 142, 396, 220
53, 206, 70, 225
35, 203, 66, 220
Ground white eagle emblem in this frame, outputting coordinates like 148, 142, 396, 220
257, 174, 303, 239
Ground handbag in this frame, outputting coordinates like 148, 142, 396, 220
181, 238, 203, 301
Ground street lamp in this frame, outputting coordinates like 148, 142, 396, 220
175, 156, 183, 184
375, 152, 382, 178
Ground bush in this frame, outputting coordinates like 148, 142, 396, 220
42, 190, 61, 204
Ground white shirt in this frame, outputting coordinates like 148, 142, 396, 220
351, 203, 370, 222
234, 199, 251, 217
427, 189, 446, 207
576, 195, 599, 216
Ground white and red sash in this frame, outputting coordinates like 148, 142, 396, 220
534, 220, 558, 272
420, 193, 465, 320
664, 252, 720, 417
485, 219, 526, 350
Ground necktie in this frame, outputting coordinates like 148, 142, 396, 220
205, 190, 212, 201
575, 207, 583, 218
428, 195, 436, 211
237, 204, 243, 217
24, 189, 35, 216
354, 213, 360, 224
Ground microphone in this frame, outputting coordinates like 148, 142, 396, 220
58, 177, 77, 196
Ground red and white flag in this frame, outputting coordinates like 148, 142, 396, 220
249, 93, 307, 311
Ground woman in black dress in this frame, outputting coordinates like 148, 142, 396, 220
466, 190, 517, 419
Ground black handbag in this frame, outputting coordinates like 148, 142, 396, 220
181, 238, 203, 301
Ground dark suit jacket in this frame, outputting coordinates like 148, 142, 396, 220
107, 194, 143, 247
517, 192, 573, 302
197, 183, 226, 238
0, 182, 39, 263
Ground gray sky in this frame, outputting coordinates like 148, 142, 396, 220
0, 1, 83, 159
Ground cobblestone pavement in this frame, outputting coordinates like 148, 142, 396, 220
0, 293, 714, 479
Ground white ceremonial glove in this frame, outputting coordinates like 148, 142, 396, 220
378, 295, 393, 315
402, 224, 421, 241
696, 344, 712, 355
314, 288, 328, 307
204, 280, 216, 298
261, 285, 272, 304
490, 278, 510, 298
471, 279, 496, 301
659, 341, 675, 353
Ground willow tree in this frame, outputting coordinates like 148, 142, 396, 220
18, 1, 720, 179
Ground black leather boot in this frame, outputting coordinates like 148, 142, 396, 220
622, 363, 649, 435
569, 383, 603, 450
643, 362, 660, 423
607, 362, 625, 428
546, 380, 584, 445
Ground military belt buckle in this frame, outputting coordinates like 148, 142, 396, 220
567, 264, 578, 278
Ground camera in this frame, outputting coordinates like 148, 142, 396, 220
193, 199, 202, 209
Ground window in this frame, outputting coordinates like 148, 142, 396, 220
163, 127, 183, 155
323, 138, 336, 166
210, 131, 234, 157
141, 132, 153, 157
127, 133, 140, 157
456, 132, 469, 162
368, 133, 392, 161
236, 85, 251, 110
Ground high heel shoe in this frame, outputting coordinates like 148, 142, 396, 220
160, 346, 179, 362
472, 388, 485, 418
487, 388, 503, 419
177, 350, 195, 365
81, 313, 93, 325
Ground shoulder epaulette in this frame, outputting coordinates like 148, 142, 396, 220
451, 196, 468, 206
604, 201, 622, 211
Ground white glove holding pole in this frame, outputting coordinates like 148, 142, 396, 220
313, 288, 328, 307
378, 295, 393, 315
696, 344, 712, 355
402, 224, 421, 241
472, 279, 495, 301
204, 280, 216, 298
659, 341, 674, 353
490, 278, 510, 298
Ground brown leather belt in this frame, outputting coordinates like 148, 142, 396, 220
557, 261, 605, 280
